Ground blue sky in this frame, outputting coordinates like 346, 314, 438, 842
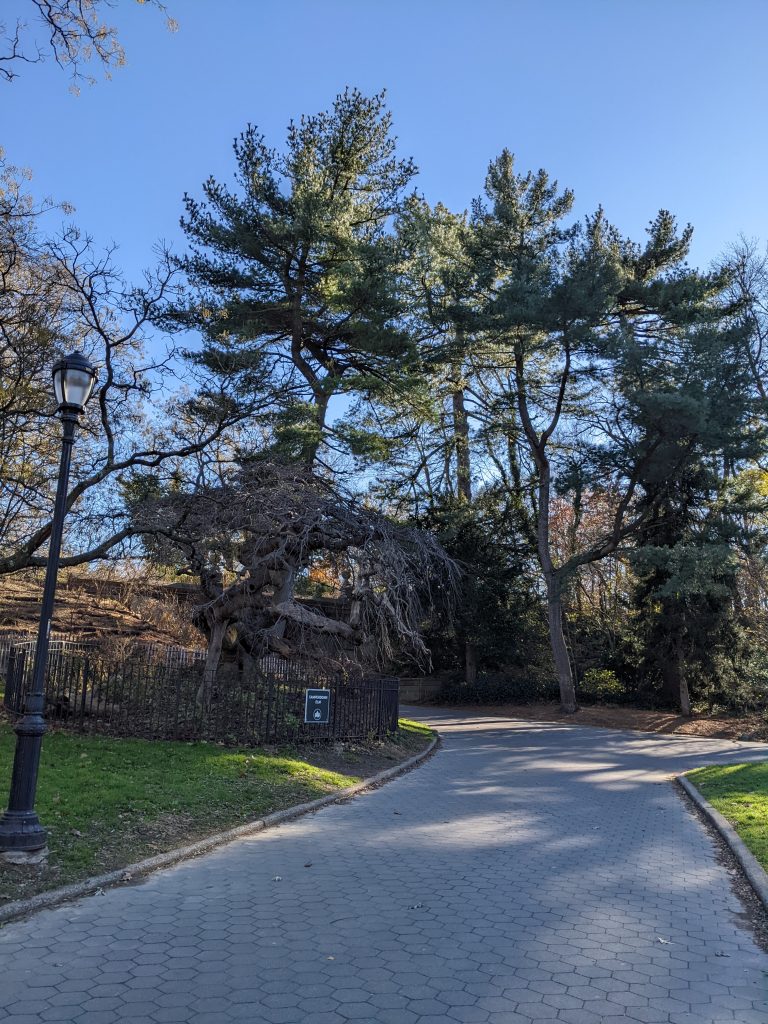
3, 0, 768, 285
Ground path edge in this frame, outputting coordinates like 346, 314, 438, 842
677, 772, 768, 912
0, 732, 439, 926
431, 703, 767, 747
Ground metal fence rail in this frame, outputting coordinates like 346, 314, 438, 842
2, 641, 399, 745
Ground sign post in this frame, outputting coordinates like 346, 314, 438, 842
304, 688, 331, 725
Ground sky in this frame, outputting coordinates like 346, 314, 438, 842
3, 0, 768, 290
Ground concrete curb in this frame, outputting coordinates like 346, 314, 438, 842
678, 771, 768, 913
0, 732, 439, 926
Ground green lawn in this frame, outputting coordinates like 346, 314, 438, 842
0, 718, 433, 904
687, 761, 768, 871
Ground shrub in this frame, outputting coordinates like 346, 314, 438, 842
577, 668, 628, 704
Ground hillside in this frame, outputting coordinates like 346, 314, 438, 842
0, 572, 204, 649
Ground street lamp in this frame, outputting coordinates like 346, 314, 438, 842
0, 350, 97, 860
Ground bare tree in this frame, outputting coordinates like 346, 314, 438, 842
0, 0, 176, 87
0, 156, 252, 573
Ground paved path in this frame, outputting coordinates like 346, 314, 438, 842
1, 710, 768, 1024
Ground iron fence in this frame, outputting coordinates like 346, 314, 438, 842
0, 631, 205, 675
0, 632, 61, 677
2, 640, 399, 745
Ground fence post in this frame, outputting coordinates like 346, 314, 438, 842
79, 658, 90, 725
5, 648, 17, 711
4, 651, 17, 716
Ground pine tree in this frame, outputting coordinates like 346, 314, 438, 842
170, 89, 417, 469
468, 152, 755, 713
623, 327, 760, 713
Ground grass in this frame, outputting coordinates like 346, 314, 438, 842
687, 761, 768, 871
397, 718, 433, 740
0, 718, 433, 904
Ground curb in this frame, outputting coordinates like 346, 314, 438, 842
677, 772, 768, 913
0, 733, 439, 927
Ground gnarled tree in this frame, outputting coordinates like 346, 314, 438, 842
136, 462, 458, 704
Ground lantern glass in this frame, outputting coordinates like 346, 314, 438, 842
53, 368, 65, 407
52, 352, 97, 413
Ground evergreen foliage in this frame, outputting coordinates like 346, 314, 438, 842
415, 494, 548, 678
169, 89, 417, 468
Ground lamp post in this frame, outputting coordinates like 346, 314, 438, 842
0, 351, 97, 860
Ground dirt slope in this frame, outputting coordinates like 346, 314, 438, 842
0, 572, 203, 648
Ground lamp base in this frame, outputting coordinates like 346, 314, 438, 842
0, 809, 48, 855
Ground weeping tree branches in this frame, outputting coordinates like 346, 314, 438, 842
135, 462, 459, 702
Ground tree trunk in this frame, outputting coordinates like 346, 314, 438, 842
513, 338, 578, 714
465, 641, 477, 687
660, 631, 691, 716
678, 669, 691, 718
546, 576, 577, 713
451, 360, 475, 686
238, 646, 257, 681
452, 385, 471, 502
196, 618, 226, 709
531, 446, 577, 714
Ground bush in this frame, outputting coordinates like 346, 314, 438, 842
577, 668, 629, 704
690, 644, 768, 715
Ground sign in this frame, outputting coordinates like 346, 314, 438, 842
304, 688, 331, 724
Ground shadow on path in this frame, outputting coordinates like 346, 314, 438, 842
0, 707, 766, 1024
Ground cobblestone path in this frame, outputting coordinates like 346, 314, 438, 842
1, 710, 767, 1024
